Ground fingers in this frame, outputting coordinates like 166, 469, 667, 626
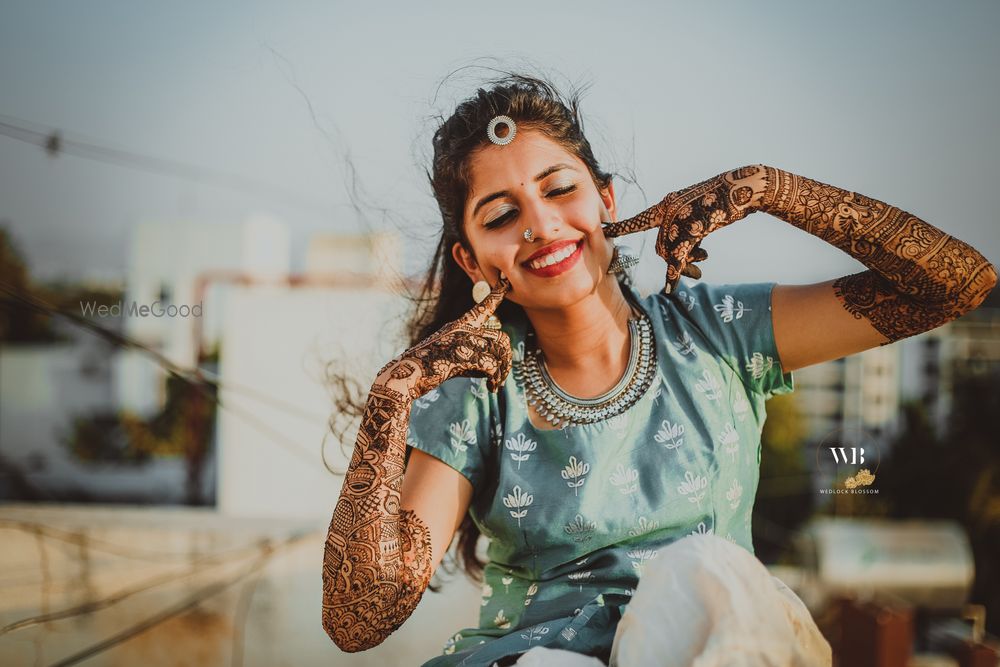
466, 273, 511, 327
486, 332, 513, 393
663, 263, 680, 294
681, 263, 702, 280
601, 195, 672, 239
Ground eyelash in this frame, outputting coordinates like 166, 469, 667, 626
484, 185, 577, 229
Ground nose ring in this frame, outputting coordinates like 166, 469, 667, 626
523, 228, 535, 242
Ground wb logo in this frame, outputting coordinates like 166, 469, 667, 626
828, 447, 865, 465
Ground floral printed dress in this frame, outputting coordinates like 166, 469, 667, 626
405, 280, 794, 667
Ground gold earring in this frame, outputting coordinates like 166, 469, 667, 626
472, 280, 502, 330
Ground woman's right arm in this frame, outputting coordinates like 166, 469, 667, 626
400, 448, 475, 581
321, 277, 511, 653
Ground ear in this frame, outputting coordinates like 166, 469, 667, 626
599, 179, 617, 221
451, 242, 484, 283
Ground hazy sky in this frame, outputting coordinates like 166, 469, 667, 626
2, 0, 998, 294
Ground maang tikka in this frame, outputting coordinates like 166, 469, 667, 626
487, 115, 516, 146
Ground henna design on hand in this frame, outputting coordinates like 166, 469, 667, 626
377, 276, 514, 398
755, 165, 998, 342
322, 277, 513, 652
603, 165, 768, 291
604, 163, 996, 338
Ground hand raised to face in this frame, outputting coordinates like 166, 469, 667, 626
602, 166, 768, 293
377, 275, 514, 398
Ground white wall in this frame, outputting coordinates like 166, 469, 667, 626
118, 216, 291, 413
216, 283, 409, 520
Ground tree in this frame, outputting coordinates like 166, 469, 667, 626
63, 374, 218, 505
753, 392, 815, 563
875, 366, 1000, 636
0, 222, 65, 343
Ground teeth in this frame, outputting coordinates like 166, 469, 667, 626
530, 242, 578, 270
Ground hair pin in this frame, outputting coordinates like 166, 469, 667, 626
487, 115, 516, 146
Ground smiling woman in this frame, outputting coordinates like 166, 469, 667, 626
319, 72, 995, 666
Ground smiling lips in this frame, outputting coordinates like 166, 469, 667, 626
522, 239, 584, 277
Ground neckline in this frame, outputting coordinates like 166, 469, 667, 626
529, 303, 642, 407
507, 283, 662, 435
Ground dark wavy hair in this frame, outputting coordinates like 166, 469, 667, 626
407, 72, 629, 586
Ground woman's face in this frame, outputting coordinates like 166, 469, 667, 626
452, 128, 618, 310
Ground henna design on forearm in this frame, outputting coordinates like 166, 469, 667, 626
321, 278, 512, 652
830, 270, 960, 342
756, 165, 998, 342
322, 384, 432, 652
605, 165, 997, 337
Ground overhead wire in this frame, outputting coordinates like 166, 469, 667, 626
44, 530, 315, 667
0, 113, 338, 217
0, 529, 320, 637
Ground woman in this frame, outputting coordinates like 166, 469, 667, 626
320, 75, 997, 666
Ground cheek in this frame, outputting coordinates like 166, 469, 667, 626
468, 239, 522, 278
584, 225, 614, 260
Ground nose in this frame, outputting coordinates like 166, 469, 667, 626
519, 196, 562, 242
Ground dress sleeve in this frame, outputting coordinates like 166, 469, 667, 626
405, 376, 492, 489
669, 280, 794, 399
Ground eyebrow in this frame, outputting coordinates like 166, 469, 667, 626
471, 163, 579, 218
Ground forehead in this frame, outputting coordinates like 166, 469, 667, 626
466, 129, 584, 195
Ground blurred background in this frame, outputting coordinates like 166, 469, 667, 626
1, 1, 998, 665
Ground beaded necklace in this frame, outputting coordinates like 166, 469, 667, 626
514, 293, 656, 429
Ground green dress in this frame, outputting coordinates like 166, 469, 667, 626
406, 280, 794, 666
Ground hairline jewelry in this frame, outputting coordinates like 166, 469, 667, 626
487, 115, 517, 146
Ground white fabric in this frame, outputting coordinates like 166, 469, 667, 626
513, 534, 832, 666
609, 534, 832, 667
513, 646, 607, 666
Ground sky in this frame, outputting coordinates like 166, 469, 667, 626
2, 0, 999, 294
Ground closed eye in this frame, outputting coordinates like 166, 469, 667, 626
483, 185, 578, 229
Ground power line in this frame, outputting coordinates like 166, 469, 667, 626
0, 517, 290, 564
0, 528, 318, 636
45, 531, 313, 667
0, 113, 339, 217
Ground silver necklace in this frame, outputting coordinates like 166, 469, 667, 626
514, 299, 656, 428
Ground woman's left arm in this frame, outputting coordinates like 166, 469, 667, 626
604, 164, 998, 372
755, 164, 996, 371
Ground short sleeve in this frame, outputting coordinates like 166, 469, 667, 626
406, 376, 492, 489
666, 280, 794, 399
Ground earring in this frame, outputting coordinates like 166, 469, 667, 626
523, 228, 535, 243
472, 280, 502, 330
607, 241, 639, 275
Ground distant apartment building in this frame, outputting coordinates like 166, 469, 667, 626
791, 344, 902, 451
1, 215, 293, 504
898, 290, 1000, 436
790, 288, 1000, 473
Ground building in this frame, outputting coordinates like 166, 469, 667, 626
114, 216, 291, 415
897, 289, 1000, 436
